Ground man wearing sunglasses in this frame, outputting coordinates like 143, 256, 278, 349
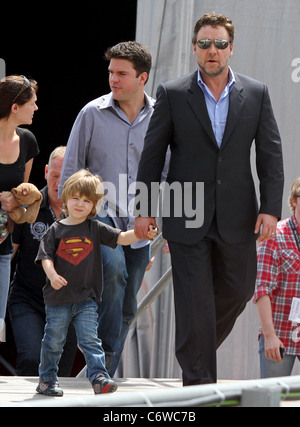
135, 12, 284, 386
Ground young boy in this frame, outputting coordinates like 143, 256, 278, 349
35, 169, 157, 397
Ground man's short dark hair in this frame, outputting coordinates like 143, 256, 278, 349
192, 12, 235, 45
105, 41, 152, 80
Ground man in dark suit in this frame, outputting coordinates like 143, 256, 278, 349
134, 12, 284, 385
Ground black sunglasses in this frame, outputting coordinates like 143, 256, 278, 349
11, 75, 32, 105
197, 39, 230, 50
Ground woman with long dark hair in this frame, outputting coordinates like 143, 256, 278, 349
0, 75, 39, 341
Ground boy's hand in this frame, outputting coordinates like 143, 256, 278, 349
264, 334, 284, 363
147, 225, 158, 241
50, 273, 68, 290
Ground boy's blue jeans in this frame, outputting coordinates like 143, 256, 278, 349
39, 299, 107, 384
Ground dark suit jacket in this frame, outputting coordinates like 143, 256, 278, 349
137, 71, 284, 245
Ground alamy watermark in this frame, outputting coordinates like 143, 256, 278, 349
291, 58, 300, 83
0, 58, 6, 80
99, 175, 204, 229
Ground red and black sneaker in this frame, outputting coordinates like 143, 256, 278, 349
92, 375, 118, 394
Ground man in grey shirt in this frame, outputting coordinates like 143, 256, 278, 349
59, 42, 156, 376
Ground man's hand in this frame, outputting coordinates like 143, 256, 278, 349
135, 217, 158, 240
255, 214, 278, 243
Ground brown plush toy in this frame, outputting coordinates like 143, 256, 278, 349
7, 183, 43, 224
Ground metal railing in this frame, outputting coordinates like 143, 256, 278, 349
130, 233, 172, 327
13, 375, 300, 407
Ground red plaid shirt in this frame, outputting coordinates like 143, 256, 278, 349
254, 215, 300, 355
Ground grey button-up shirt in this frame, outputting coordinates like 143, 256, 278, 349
59, 92, 156, 248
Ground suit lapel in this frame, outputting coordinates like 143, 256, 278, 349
221, 74, 245, 150
187, 72, 219, 149
186, 72, 245, 150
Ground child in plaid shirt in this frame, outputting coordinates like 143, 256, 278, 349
254, 177, 300, 378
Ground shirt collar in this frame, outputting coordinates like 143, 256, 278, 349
97, 92, 155, 111
291, 214, 300, 235
198, 66, 236, 94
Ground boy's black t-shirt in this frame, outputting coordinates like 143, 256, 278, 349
35, 219, 121, 305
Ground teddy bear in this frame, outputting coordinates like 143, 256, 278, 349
6, 183, 43, 224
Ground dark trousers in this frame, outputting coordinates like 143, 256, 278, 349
168, 220, 257, 386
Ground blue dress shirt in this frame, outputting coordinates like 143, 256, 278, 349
198, 67, 236, 147
59, 92, 156, 248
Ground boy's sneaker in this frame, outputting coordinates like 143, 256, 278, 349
92, 375, 118, 394
36, 381, 64, 397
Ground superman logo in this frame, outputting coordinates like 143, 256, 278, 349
57, 236, 93, 265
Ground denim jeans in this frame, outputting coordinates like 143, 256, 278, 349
39, 299, 107, 384
0, 254, 11, 341
259, 335, 300, 378
9, 302, 77, 376
96, 214, 150, 376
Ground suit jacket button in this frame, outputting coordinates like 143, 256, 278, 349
217, 179, 222, 185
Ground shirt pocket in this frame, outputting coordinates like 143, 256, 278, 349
281, 249, 300, 274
